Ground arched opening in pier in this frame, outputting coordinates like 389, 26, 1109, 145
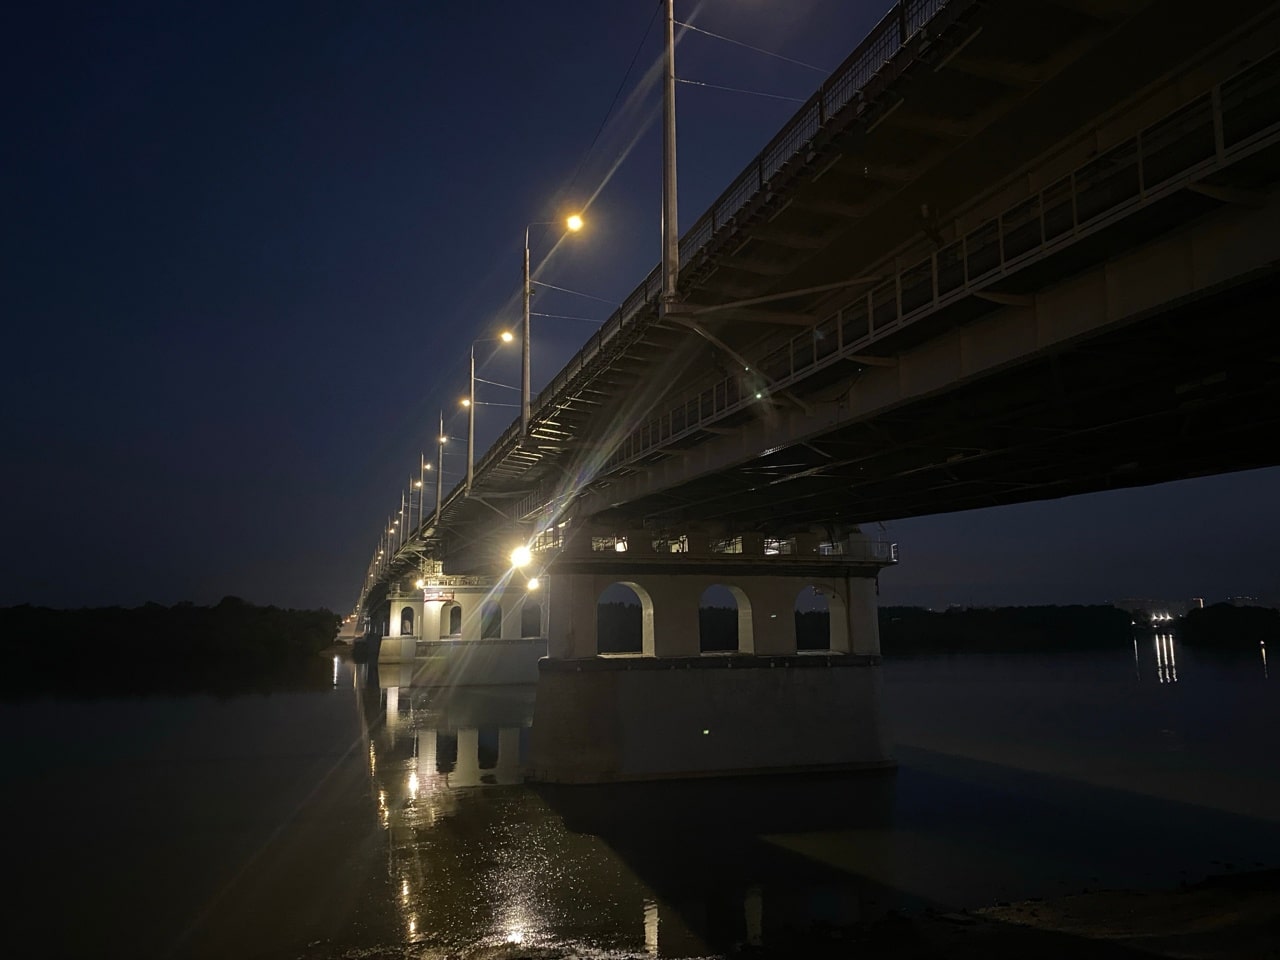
399, 606, 415, 636
596, 582, 653, 656
481, 601, 502, 640
440, 602, 462, 638
795, 585, 848, 651
520, 601, 542, 638
699, 584, 752, 653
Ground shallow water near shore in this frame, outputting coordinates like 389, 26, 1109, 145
1, 638, 1275, 957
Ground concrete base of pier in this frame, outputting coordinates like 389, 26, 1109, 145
377, 636, 544, 685
528, 653, 891, 783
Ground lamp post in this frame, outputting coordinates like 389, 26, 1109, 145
463, 334, 518, 494
416, 453, 431, 534
662, 0, 680, 311
467, 343, 476, 492
521, 214, 584, 436
434, 411, 445, 525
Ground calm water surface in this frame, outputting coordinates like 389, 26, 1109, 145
2, 636, 1276, 958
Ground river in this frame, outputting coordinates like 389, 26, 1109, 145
2, 635, 1275, 958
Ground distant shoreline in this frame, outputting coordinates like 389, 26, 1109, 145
0, 598, 340, 698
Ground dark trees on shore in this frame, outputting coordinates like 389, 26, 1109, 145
0, 599, 340, 697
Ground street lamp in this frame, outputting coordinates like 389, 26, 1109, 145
463, 335, 516, 493
521, 214, 584, 436
661, 0, 679, 311
415, 453, 432, 535
433, 411, 445, 525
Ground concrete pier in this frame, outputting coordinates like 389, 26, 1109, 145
528, 527, 896, 783
373, 561, 546, 683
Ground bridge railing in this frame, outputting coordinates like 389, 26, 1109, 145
680, 0, 949, 267
471, 0, 956, 489
589, 50, 1280, 482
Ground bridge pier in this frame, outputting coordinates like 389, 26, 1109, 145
528, 529, 896, 783
374, 563, 546, 680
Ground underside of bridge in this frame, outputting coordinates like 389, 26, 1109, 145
375, 0, 1280, 582
599, 270, 1280, 529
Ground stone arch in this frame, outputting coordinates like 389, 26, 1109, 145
440, 601, 462, 638
596, 581, 655, 656
520, 601, 543, 638
399, 605, 415, 636
699, 584, 753, 653
481, 601, 502, 640
795, 584, 848, 651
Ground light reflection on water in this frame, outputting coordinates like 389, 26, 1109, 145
1, 639, 1277, 959
349, 640, 1280, 958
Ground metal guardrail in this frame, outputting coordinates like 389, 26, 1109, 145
590, 50, 1280, 481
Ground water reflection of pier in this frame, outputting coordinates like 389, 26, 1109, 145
352, 661, 899, 956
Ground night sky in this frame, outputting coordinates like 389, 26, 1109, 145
5, 1, 1277, 613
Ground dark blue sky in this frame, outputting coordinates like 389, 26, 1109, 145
4, 1, 1276, 612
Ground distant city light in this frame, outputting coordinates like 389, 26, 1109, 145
566, 214, 584, 232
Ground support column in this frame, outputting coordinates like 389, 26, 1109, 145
499, 590, 525, 640
740, 578, 798, 655
421, 601, 444, 642
845, 575, 881, 656
647, 575, 701, 658
546, 572, 600, 659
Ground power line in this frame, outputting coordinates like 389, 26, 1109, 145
675, 19, 829, 74
675, 77, 807, 104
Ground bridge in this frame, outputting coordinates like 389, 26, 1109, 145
353, 0, 1280, 782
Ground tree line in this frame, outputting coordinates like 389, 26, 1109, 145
0, 597, 340, 698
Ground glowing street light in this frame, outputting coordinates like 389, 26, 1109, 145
526, 577, 540, 591
510, 545, 532, 568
